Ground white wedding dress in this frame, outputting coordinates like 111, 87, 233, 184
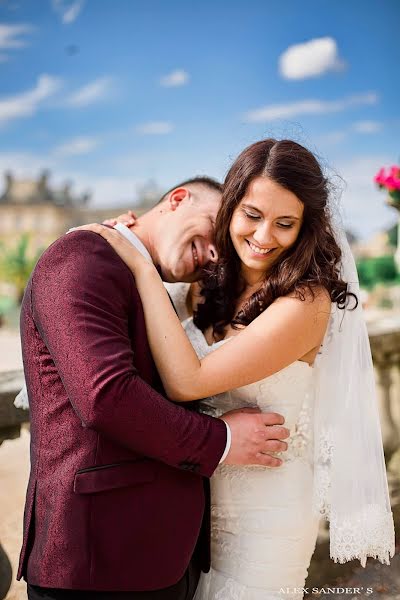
183, 318, 320, 600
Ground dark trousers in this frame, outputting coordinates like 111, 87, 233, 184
27, 561, 201, 600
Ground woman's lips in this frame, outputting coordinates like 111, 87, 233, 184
246, 239, 277, 257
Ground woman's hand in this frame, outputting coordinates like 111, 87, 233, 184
72, 223, 155, 277
102, 210, 137, 227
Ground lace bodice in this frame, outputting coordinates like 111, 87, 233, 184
183, 318, 315, 465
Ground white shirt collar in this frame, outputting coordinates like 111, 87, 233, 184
113, 223, 153, 264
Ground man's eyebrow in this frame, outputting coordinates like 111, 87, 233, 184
242, 203, 300, 220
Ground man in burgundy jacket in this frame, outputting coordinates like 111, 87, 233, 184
18, 177, 288, 600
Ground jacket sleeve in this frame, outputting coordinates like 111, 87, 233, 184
31, 230, 227, 477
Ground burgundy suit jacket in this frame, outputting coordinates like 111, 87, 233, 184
17, 231, 227, 592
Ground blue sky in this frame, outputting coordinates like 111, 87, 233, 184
0, 0, 399, 238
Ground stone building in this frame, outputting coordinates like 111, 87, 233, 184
0, 171, 157, 257
0, 170, 89, 255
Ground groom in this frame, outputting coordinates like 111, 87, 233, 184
18, 176, 289, 600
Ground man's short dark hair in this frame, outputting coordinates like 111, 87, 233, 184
157, 176, 222, 204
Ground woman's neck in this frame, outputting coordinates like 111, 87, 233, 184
240, 263, 268, 289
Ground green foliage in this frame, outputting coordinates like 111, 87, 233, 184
387, 223, 398, 248
357, 255, 398, 289
0, 234, 44, 303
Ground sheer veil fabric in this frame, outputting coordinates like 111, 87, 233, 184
312, 218, 395, 566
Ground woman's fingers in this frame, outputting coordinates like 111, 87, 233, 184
102, 210, 137, 227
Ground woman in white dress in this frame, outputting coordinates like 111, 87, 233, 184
77, 139, 394, 600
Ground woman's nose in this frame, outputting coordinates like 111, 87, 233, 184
253, 222, 275, 245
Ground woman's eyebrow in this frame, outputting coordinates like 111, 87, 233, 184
242, 203, 300, 220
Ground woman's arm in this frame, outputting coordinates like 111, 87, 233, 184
74, 224, 331, 401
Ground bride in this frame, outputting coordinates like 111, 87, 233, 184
76, 139, 395, 599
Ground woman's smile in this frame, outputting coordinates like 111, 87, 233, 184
246, 239, 278, 257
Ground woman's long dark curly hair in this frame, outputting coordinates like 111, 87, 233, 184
194, 138, 357, 338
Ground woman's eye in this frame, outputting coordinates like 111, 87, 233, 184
244, 212, 260, 220
277, 223, 293, 229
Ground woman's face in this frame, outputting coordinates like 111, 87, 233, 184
229, 176, 304, 284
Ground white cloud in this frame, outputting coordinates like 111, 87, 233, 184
66, 77, 113, 107
318, 120, 384, 146
0, 22, 34, 60
244, 92, 378, 123
52, 0, 85, 25
279, 37, 345, 80
159, 69, 189, 87
0, 23, 33, 48
54, 136, 100, 156
0, 74, 62, 125
136, 121, 174, 135
352, 120, 383, 134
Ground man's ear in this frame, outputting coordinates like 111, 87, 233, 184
168, 187, 190, 211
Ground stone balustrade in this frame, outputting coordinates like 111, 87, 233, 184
368, 316, 400, 463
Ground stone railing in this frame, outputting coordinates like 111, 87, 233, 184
368, 316, 400, 462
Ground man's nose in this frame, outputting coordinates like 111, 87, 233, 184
207, 242, 218, 263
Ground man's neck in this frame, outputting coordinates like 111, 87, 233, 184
126, 213, 157, 264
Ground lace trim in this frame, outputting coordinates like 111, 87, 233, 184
313, 428, 395, 566
284, 395, 313, 464
329, 506, 395, 567
313, 427, 334, 516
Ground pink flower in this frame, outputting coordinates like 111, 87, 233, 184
374, 167, 386, 185
393, 178, 400, 191
374, 164, 400, 192
385, 175, 399, 191
389, 165, 400, 179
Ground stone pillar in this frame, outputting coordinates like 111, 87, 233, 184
369, 322, 400, 464
375, 363, 400, 460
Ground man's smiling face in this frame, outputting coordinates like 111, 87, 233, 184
154, 185, 221, 283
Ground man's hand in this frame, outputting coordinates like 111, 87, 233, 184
221, 408, 289, 467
